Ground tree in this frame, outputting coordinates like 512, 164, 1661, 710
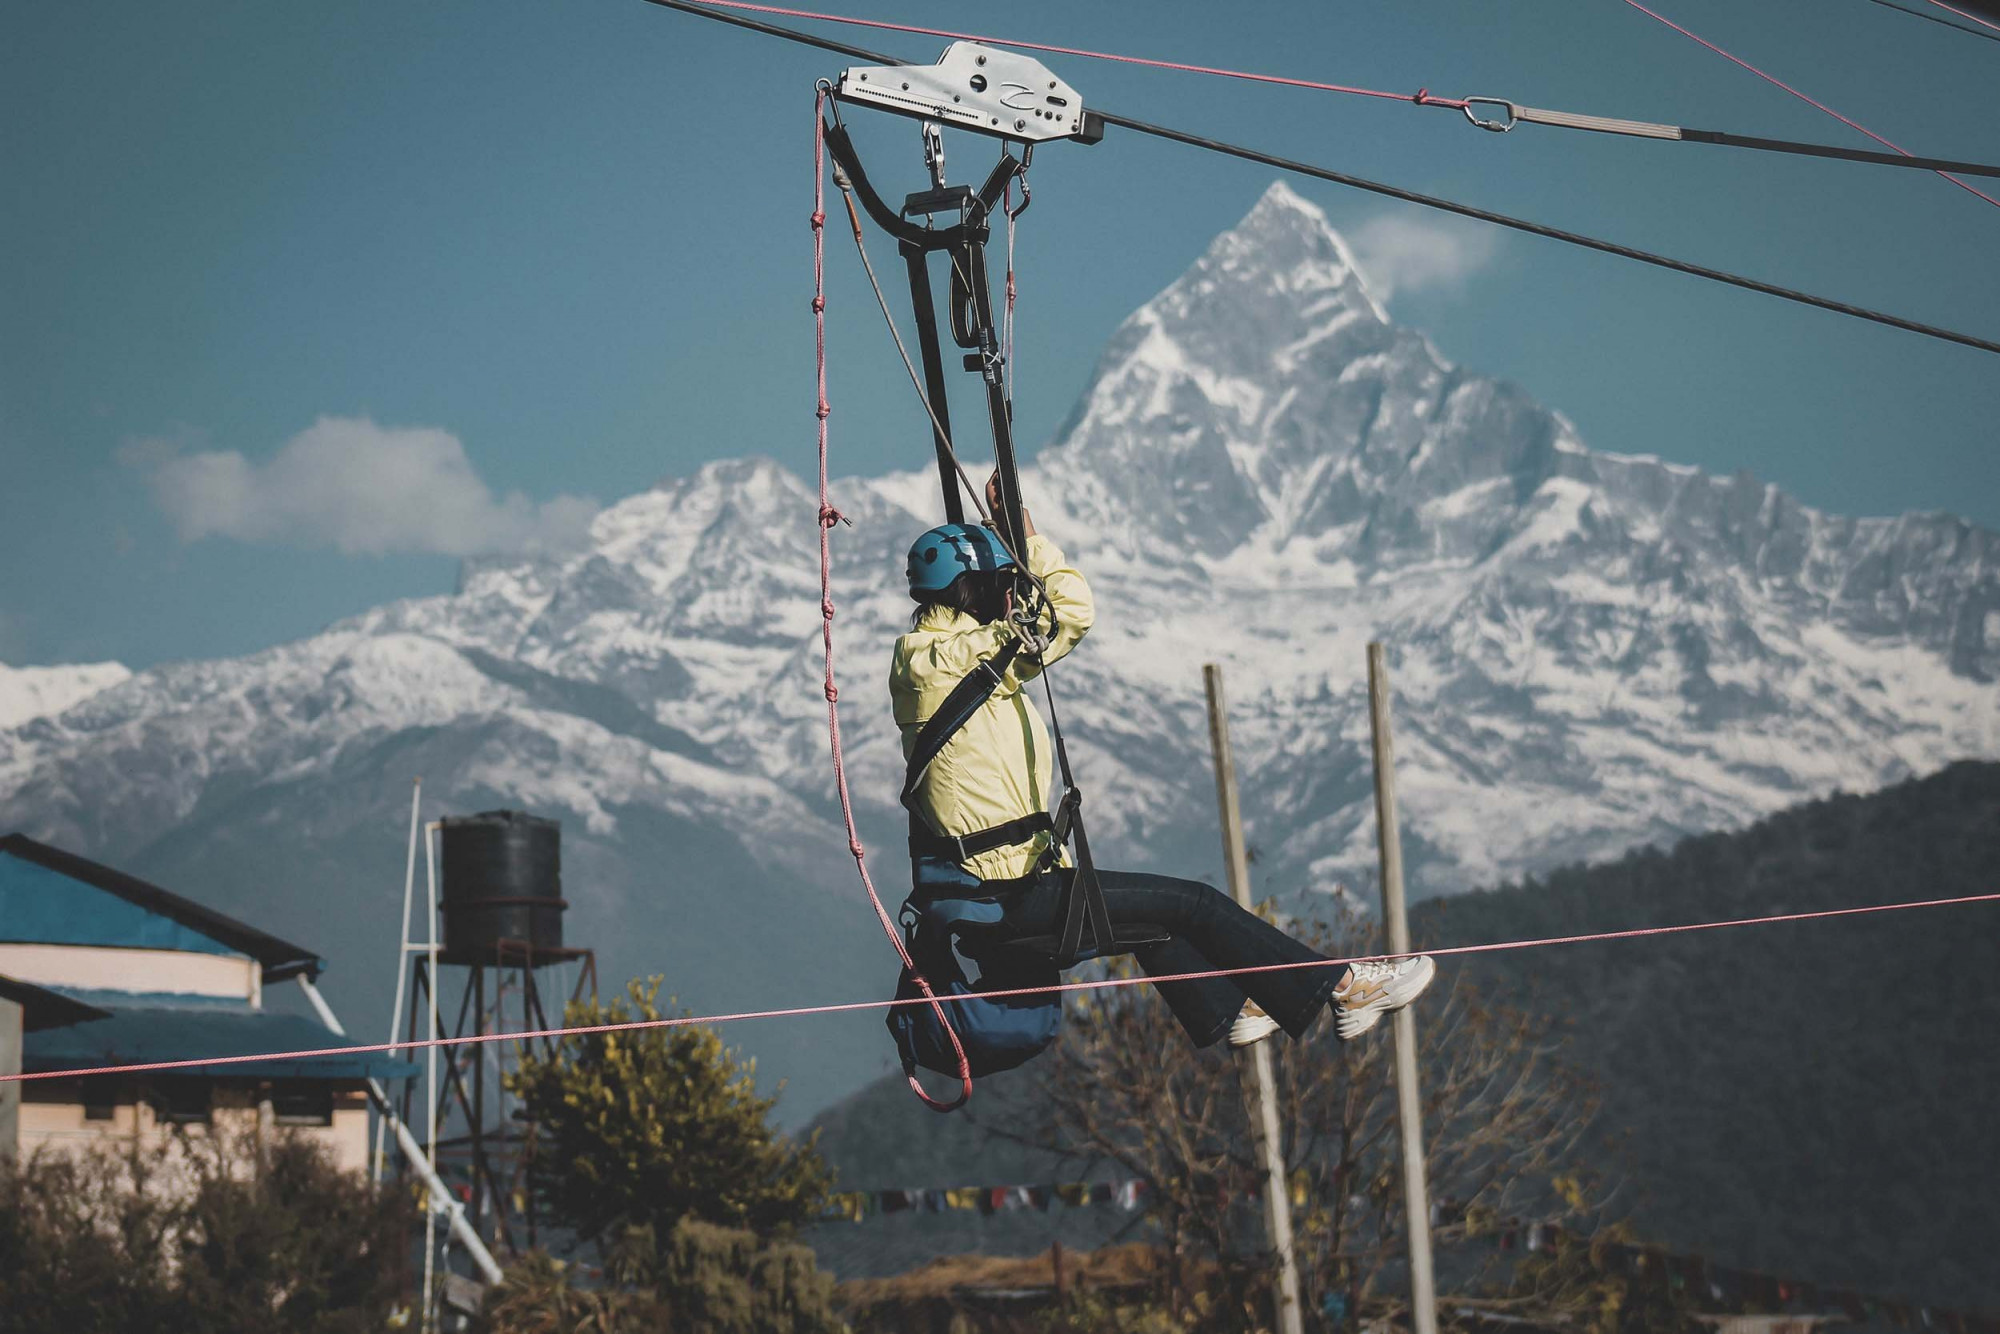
0, 1127, 403, 1334
505, 977, 833, 1245
1013, 904, 1601, 1328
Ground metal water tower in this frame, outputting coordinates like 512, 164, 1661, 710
397, 809, 596, 1258
438, 810, 567, 960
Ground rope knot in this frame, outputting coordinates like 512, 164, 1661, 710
810, 210, 825, 230
811, 295, 825, 313
848, 839, 866, 861
820, 597, 836, 620
825, 683, 840, 702
819, 504, 846, 529
815, 400, 830, 420
1413, 87, 1431, 105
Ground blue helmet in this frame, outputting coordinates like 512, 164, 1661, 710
906, 523, 1016, 598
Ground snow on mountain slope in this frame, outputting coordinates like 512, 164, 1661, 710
2, 182, 1994, 1113
0, 661, 131, 730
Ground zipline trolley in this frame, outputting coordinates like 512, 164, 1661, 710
822, 46, 1163, 971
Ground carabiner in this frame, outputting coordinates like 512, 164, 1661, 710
1461, 97, 1519, 133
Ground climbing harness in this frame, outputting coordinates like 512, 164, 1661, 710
822, 44, 1165, 960
886, 894, 1063, 1080
813, 48, 1177, 1104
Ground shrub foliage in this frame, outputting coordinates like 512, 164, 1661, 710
0, 1128, 402, 1334
505, 977, 833, 1245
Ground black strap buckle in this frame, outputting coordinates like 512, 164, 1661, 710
1050, 788, 1081, 848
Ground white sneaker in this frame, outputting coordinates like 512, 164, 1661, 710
1333, 956, 1436, 1040
1227, 999, 1281, 1048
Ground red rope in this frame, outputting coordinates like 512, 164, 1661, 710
1620, 0, 2000, 210
1926, 0, 2000, 32
813, 89, 973, 1113
6, 888, 1994, 1086
680, 0, 1469, 112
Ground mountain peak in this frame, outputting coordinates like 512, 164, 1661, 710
1208, 181, 1386, 324
1038, 182, 1432, 556
1235, 179, 1337, 249
0, 660, 132, 730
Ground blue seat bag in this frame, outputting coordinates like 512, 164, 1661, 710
886, 896, 1062, 1079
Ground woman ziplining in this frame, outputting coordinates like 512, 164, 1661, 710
806, 49, 1437, 1104
888, 474, 1437, 1067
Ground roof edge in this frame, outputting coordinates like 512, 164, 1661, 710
0, 834, 324, 981
0, 974, 114, 1032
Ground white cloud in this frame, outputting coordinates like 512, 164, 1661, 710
1349, 212, 1500, 301
134, 416, 599, 558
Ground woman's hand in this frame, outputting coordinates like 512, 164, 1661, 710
985, 470, 1037, 540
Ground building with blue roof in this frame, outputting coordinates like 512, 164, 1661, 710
0, 833, 413, 1170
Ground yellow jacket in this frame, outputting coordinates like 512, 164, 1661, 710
889, 533, 1095, 882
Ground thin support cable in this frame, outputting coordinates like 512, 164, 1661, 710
813, 88, 973, 1112
648, 0, 2000, 175
650, 0, 1468, 110
1619, 0, 2000, 209
1864, 0, 2000, 43
1003, 179, 1018, 413
645, 0, 2000, 358
1092, 105, 2000, 357
7, 888, 1996, 1085
1926, 0, 2000, 31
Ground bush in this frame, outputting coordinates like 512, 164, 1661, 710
505, 978, 832, 1244
0, 1128, 402, 1334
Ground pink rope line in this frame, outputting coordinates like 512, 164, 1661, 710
1620, 0, 2000, 209
1926, 0, 2000, 32
6, 889, 1995, 1086
812, 89, 973, 1113
678, 0, 1469, 112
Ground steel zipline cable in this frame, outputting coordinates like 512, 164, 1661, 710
1926, 0, 2000, 33
4, 889, 1996, 1086
641, 0, 2000, 359
1618, 0, 2000, 209
647, 0, 2000, 181
1865, 0, 2000, 44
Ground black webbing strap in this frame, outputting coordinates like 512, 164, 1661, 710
908, 811, 1054, 863
900, 637, 1024, 815
1037, 669, 1110, 968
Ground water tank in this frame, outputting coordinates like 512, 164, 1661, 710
438, 810, 566, 960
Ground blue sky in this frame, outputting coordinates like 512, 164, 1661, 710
5, 0, 1997, 670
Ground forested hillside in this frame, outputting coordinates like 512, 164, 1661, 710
1418, 759, 2000, 1308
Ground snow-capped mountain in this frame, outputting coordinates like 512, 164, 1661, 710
4, 183, 1993, 1114
0, 661, 131, 730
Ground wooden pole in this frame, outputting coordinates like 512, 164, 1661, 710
1203, 664, 1305, 1334
1366, 643, 1439, 1334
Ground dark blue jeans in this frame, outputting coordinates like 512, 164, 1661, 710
976, 869, 1342, 1048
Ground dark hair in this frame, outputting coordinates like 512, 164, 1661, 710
911, 570, 1010, 628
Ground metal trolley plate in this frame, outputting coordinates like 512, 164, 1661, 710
838, 41, 1100, 143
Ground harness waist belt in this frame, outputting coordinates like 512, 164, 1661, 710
908, 811, 1054, 864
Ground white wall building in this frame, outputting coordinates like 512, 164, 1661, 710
0, 834, 408, 1170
